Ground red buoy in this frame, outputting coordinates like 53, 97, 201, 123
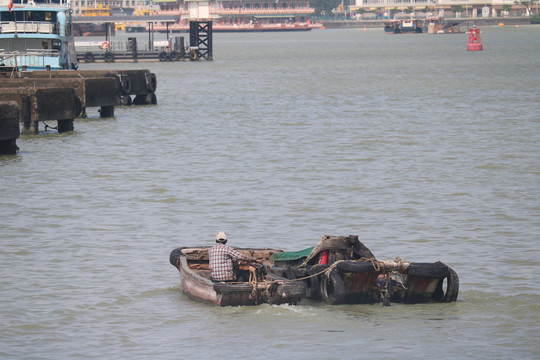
467, 27, 483, 51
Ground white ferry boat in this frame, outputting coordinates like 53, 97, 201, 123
0, 0, 78, 70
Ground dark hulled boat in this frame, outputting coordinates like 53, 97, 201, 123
269, 235, 459, 305
170, 235, 458, 307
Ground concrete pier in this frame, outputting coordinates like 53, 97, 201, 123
0, 68, 157, 134
0, 87, 80, 135
16, 69, 158, 107
0, 101, 20, 154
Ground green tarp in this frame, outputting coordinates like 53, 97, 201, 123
270, 247, 314, 261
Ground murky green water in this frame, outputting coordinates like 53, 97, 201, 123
1, 26, 539, 359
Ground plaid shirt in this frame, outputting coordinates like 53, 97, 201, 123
208, 244, 255, 282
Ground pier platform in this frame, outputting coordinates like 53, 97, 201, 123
74, 21, 213, 62
0, 69, 157, 135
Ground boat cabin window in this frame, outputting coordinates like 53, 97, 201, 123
1, 11, 21, 22
0, 11, 56, 22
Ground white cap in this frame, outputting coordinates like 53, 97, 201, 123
215, 231, 227, 242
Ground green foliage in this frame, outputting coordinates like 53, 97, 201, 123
309, 0, 342, 16
502, 4, 513, 12
531, 14, 540, 23
454, 5, 464, 13
405, 6, 414, 14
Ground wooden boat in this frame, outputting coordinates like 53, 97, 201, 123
270, 235, 459, 305
169, 246, 306, 306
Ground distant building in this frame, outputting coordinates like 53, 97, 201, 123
348, 0, 534, 19
69, 0, 322, 31
70, 0, 150, 16
152, 0, 320, 31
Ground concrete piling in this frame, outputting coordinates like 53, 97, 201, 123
0, 87, 79, 135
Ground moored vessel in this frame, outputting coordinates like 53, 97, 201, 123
384, 19, 424, 34
0, 0, 78, 70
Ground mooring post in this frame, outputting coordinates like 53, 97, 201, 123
128, 37, 138, 60
175, 36, 185, 57
20, 94, 35, 135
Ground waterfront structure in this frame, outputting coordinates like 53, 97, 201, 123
70, 0, 322, 32
348, 0, 534, 19
152, 0, 322, 32
70, 0, 147, 16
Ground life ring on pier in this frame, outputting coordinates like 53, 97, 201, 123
189, 50, 198, 61
100, 41, 110, 50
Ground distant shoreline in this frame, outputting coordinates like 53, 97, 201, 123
321, 16, 535, 29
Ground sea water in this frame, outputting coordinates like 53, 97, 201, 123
1, 26, 539, 359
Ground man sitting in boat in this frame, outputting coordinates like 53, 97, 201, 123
209, 232, 257, 282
